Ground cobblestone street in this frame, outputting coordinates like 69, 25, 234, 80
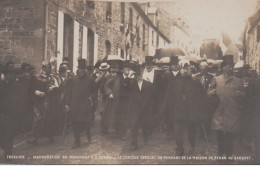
0, 116, 255, 165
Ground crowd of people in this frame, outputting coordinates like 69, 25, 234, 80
0, 54, 260, 163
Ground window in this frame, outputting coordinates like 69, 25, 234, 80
152, 30, 154, 46
87, 1, 95, 9
120, 2, 125, 33
142, 24, 145, 51
106, 2, 112, 23
257, 25, 260, 42
63, 14, 74, 71
129, 8, 133, 32
136, 26, 140, 47
87, 29, 94, 66
120, 49, 124, 59
105, 40, 111, 55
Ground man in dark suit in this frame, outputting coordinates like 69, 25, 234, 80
65, 59, 96, 148
163, 56, 181, 139
127, 65, 153, 150
165, 56, 181, 82
115, 60, 132, 140
161, 59, 206, 156
142, 56, 165, 135
193, 60, 215, 138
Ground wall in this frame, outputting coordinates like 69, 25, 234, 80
0, 0, 45, 72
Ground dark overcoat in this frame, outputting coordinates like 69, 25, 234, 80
126, 79, 153, 130
162, 76, 206, 122
103, 74, 121, 129
66, 73, 96, 123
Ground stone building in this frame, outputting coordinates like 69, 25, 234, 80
0, 0, 171, 73
244, 5, 260, 74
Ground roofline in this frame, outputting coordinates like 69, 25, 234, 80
131, 2, 171, 43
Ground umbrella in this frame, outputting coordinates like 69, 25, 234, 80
107, 55, 124, 61
186, 54, 202, 64
154, 57, 170, 64
155, 47, 186, 59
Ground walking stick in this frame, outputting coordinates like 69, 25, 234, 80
62, 109, 69, 145
201, 122, 212, 153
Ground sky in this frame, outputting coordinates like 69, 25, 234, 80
151, 0, 258, 42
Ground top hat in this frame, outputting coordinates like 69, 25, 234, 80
99, 62, 110, 70
122, 60, 131, 68
170, 56, 179, 65
222, 55, 234, 66
78, 59, 87, 70
63, 57, 69, 63
145, 56, 154, 65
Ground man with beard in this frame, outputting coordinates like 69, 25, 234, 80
208, 55, 245, 160
160, 59, 206, 156
193, 60, 215, 138
27, 60, 60, 144
65, 59, 96, 148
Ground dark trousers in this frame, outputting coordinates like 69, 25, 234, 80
129, 127, 149, 148
174, 121, 197, 154
216, 131, 235, 157
72, 121, 91, 146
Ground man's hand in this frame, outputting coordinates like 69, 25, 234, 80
65, 105, 70, 112
35, 90, 45, 97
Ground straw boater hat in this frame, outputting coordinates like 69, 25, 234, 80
99, 62, 110, 70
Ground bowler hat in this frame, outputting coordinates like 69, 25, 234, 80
170, 56, 179, 65
145, 56, 154, 65
78, 59, 87, 70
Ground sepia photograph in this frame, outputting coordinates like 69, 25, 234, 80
0, 0, 260, 165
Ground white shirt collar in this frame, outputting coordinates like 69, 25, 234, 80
138, 79, 143, 91
172, 71, 179, 76
123, 73, 129, 79
143, 68, 155, 83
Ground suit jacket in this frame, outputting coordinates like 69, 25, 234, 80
208, 74, 245, 133
103, 74, 121, 128
126, 79, 153, 129
161, 76, 206, 122
66, 73, 96, 122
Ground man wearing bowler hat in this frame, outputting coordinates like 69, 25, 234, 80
65, 59, 96, 148
208, 55, 245, 160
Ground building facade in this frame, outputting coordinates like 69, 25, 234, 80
244, 4, 260, 74
0, 0, 171, 73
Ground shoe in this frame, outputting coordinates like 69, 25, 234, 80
175, 149, 184, 156
27, 138, 38, 145
129, 145, 137, 151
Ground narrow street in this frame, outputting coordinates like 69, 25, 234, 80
0, 115, 255, 165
